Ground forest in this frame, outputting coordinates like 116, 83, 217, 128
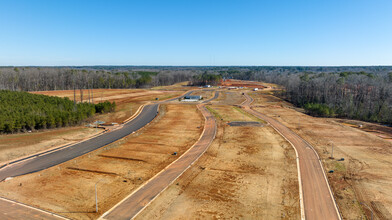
190, 72, 222, 86
221, 66, 392, 125
0, 90, 115, 133
0, 67, 192, 91
2, 65, 392, 126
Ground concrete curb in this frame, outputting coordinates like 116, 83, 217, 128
100, 104, 216, 220
242, 94, 305, 219
0, 103, 148, 172
0, 197, 70, 220
244, 93, 342, 220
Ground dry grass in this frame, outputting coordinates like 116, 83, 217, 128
206, 105, 261, 122
213, 90, 245, 105
251, 92, 392, 220
136, 118, 300, 219
0, 127, 101, 163
0, 104, 204, 220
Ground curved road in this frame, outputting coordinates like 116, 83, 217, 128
0, 90, 196, 181
0, 104, 159, 181
242, 93, 341, 220
101, 104, 216, 220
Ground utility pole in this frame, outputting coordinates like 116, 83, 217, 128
95, 179, 104, 213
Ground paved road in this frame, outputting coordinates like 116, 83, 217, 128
0, 198, 67, 220
202, 91, 220, 103
0, 90, 198, 181
242, 94, 341, 220
101, 104, 217, 220
0, 104, 159, 181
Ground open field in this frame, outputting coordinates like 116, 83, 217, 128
206, 104, 263, 123
0, 104, 203, 220
0, 127, 101, 164
220, 79, 266, 88
251, 92, 392, 219
213, 90, 245, 105
135, 94, 300, 219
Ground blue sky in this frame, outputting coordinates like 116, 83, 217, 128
0, 0, 391, 66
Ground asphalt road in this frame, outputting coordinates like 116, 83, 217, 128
0, 104, 159, 181
0, 90, 198, 181
202, 91, 220, 103
0, 198, 66, 220
101, 104, 216, 220
242, 94, 341, 220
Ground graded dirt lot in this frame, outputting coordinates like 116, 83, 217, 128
250, 91, 392, 220
220, 79, 266, 89
0, 104, 203, 220
136, 95, 300, 220
0, 127, 101, 163
213, 90, 245, 105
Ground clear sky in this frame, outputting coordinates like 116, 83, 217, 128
0, 0, 391, 66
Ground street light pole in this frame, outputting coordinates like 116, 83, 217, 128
95, 179, 104, 213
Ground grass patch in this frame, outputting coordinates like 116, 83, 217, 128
334, 162, 346, 172
233, 106, 266, 123
206, 106, 223, 120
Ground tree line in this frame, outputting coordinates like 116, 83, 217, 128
0, 67, 195, 92
222, 68, 392, 125
190, 72, 222, 86
0, 90, 115, 133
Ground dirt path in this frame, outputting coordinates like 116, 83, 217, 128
242, 93, 341, 220
100, 104, 216, 220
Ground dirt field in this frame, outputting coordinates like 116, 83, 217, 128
0, 127, 101, 163
206, 105, 263, 123
220, 79, 266, 89
213, 91, 245, 105
32, 89, 177, 103
0, 104, 203, 220
32, 89, 184, 124
136, 95, 300, 219
250, 92, 392, 220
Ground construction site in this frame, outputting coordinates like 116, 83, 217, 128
0, 80, 391, 220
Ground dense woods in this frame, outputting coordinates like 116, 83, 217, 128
0, 67, 193, 91
221, 66, 392, 125
190, 72, 222, 86
0, 90, 115, 133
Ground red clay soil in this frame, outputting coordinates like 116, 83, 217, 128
220, 79, 266, 88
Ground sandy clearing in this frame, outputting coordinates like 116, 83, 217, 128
136, 121, 300, 219
251, 92, 392, 220
135, 90, 300, 219
0, 104, 204, 220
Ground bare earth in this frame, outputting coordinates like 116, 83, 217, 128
0, 104, 203, 220
136, 97, 300, 220
251, 91, 392, 220
0, 127, 101, 164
